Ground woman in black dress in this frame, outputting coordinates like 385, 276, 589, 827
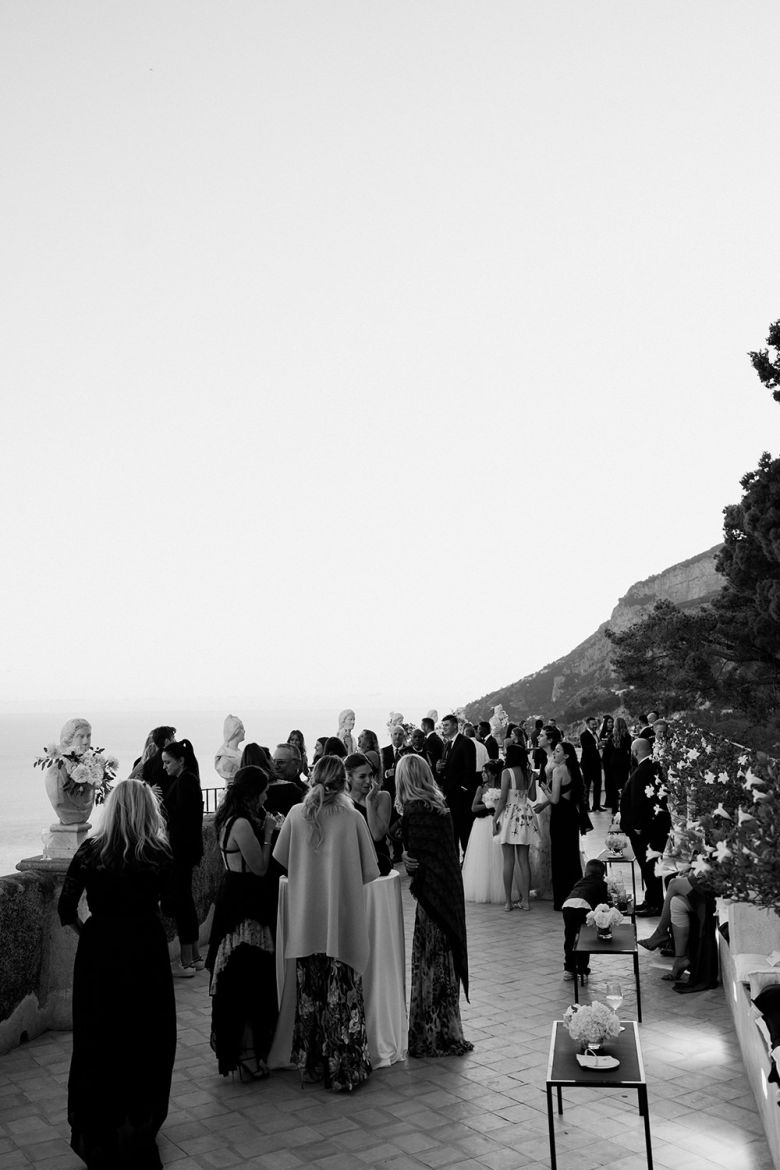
535, 739, 585, 911
206, 765, 283, 1080
605, 716, 633, 814
58, 779, 175, 1169
395, 754, 472, 1058
345, 751, 393, 875
597, 716, 615, 813
161, 740, 205, 975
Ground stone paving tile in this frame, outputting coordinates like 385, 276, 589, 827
0, 820, 776, 1170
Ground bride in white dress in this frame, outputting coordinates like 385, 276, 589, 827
493, 745, 538, 911
461, 761, 510, 903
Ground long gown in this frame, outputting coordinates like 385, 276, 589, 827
402, 801, 473, 1058
549, 780, 583, 911
461, 800, 506, 903
58, 839, 176, 1170
206, 816, 279, 1076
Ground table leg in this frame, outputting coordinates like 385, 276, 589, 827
634, 950, 643, 1022
573, 969, 580, 1004
639, 1087, 653, 1170
546, 1085, 557, 1170
557, 1085, 563, 1114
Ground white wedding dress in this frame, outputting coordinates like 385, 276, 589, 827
462, 787, 516, 903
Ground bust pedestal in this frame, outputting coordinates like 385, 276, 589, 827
43, 821, 92, 860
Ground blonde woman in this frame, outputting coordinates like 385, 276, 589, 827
396, 754, 472, 1058
58, 779, 175, 1170
273, 755, 379, 1090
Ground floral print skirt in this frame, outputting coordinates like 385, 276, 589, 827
409, 904, 473, 1058
292, 954, 371, 1092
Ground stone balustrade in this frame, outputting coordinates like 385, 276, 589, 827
0, 814, 222, 1055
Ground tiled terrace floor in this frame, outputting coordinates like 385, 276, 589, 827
0, 820, 774, 1170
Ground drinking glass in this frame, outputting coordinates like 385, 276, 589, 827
605, 982, 623, 1013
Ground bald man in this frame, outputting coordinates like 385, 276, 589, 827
619, 738, 671, 915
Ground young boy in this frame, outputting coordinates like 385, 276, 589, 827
562, 859, 609, 983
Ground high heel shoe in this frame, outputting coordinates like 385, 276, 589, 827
519, 900, 530, 911
238, 1058, 269, 1082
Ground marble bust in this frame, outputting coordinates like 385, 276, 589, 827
338, 709, 356, 755
215, 714, 246, 782
60, 718, 92, 756
489, 704, 509, 742
43, 718, 95, 827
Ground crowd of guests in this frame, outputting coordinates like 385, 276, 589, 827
56, 706, 682, 1169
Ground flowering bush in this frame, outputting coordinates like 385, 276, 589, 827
34, 744, 117, 804
586, 903, 624, 931
655, 719, 780, 912
607, 876, 628, 906
563, 1002, 621, 1045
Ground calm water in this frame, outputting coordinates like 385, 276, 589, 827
0, 706, 392, 876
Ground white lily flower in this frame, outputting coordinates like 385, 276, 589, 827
714, 841, 732, 863
713, 804, 731, 819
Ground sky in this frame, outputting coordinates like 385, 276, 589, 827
2, 1, 779, 716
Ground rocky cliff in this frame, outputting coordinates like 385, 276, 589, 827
465, 545, 724, 727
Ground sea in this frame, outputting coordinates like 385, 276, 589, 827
0, 706, 394, 877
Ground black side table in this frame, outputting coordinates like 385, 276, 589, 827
545, 1019, 653, 1170
573, 921, 642, 1021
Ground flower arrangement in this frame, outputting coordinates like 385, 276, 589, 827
586, 903, 623, 932
34, 743, 117, 804
607, 877, 629, 909
563, 1002, 621, 1047
482, 786, 502, 811
605, 829, 628, 854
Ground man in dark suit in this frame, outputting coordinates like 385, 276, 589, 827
437, 713, 477, 854
579, 717, 603, 811
381, 724, 407, 862
479, 720, 500, 761
421, 716, 443, 774
619, 738, 671, 915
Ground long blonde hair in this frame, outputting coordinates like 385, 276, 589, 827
92, 779, 170, 867
394, 754, 447, 815
302, 755, 350, 849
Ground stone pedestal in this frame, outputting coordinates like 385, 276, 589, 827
42, 821, 92, 860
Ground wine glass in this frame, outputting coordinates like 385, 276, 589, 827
605, 981, 623, 1014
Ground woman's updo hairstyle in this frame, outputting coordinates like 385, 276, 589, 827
302, 755, 348, 848
344, 752, 370, 777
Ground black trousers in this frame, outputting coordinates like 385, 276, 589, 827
562, 907, 590, 973
583, 766, 602, 810
626, 830, 667, 907
167, 860, 198, 945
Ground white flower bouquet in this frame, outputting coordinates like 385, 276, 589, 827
482, 786, 502, 811
35, 744, 117, 804
586, 903, 624, 931
563, 1002, 621, 1046
605, 829, 628, 854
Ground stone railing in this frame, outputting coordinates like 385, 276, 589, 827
0, 815, 222, 1055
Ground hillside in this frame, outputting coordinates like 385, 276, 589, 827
464, 545, 723, 728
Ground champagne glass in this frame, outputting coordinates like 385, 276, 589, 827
605, 981, 623, 1014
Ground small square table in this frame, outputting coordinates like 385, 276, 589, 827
545, 1019, 653, 1170
573, 922, 642, 1021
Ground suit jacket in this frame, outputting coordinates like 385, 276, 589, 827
424, 731, 444, 772
381, 744, 405, 805
484, 734, 500, 761
440, 733, 477, 804
619, 757, 671, 845
579, 728, 602, 781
